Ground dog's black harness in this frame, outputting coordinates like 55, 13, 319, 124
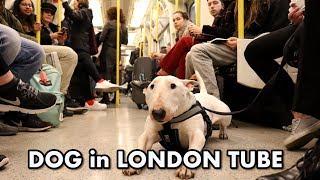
158, 101, 212, 153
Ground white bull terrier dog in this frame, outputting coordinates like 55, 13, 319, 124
123, 71, 232, 179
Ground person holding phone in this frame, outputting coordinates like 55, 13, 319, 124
40, 3, 67, 45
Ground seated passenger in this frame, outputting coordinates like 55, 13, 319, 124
151, 10, 194, 64
12, 0, 40, 37
185, 0, 290, 98
157, 0, 235, 79
62, 0, 120, 110
257, 0, 320, 178
12, 0, 84, 116
0, 24, 55, 133
244, 1, 312, 150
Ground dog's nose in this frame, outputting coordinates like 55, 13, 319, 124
152, 109, 166, 122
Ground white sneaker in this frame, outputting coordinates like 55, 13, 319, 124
85, 101, 107, 111
120, 82, 128, 89
95, 80, 120, 92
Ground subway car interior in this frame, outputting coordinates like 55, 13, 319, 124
1, 0, 319, 179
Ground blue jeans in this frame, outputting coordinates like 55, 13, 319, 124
0, 24, 44, 82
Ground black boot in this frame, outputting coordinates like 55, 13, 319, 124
257, 140, 320, 180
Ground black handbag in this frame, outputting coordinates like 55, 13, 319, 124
283, 23, 304, 68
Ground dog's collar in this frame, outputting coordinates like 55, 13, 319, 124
159, 101, 213, 152
170, 101, 203, 124
163, 101, 213, 139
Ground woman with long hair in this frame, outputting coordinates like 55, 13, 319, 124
12, 0, 40, 36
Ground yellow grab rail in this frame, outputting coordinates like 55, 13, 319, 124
195, 0, 200, 26
116, 0, 121, 106
36, 0, 41, 43
57, 0, 62, 30
175, 0, 179, 11
238, 0, 244, 38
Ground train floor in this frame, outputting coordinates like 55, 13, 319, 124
0, 96, 311, 180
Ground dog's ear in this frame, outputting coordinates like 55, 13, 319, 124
181, 80, 199, 91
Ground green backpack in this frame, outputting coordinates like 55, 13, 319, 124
30, 64, 64, 127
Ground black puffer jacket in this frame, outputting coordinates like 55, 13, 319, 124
62, 2, 93, 53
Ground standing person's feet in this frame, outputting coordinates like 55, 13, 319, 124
65, 96, 88, 115
0, 77, 56, 114
0, 155, 9, 169
85, 100, 107, 111
95, 79, 120, 92
156, 69, 168, 76
257, 139, 320, 180
3, 112, 52, 132
284, 116, 320, 150
0, 122, 18, 136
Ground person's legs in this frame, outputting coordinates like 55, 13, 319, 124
42, 45, 78, 95
176, 54, 188, 79
0, 25, 56, 114
9, 38, 44, 83
0, 24, 21, 66
245, 25, 297, 109
284, 0, 320, 150
77, 51, 101, 82
159, 36, 194, 77
257, 0, 320, 179
185, 43, 236, 98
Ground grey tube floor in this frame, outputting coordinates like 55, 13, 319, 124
0, 97, 310, 180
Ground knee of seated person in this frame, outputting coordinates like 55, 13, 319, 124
244, 41, 260, 63
65, 47, 78, 63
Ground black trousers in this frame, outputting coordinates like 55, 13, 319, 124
293, 0, 320, 119
69, 51, 101, 104
0, 55, 9, 76
245, 25, 297, 110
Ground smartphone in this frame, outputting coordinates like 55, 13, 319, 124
39, 80, 52, 86
60, 27, 68, 35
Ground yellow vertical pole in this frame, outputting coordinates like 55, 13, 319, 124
57, 0, 62, 30
195, 0, 200, 26
238, 0, 244, 38
155, 1, 159, 42
36, 0, 41, 43
116, 0, 121, 106
175, 0, 179, 11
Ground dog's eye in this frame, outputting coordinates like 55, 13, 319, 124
170, 83, 176, 89
150, 84, 154, 89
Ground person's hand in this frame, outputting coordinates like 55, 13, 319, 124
50, 32, 60, 40
188, 25, 202, 36
57, 32, 67, 43
33, 23, 41, 32
225, 37, 237, 50
151, 52, 163, 60
288, 3, 304, 25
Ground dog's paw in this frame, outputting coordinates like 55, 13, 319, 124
122, 168, 141, 176
219, 132, 228, 140
175, 166, 195, 179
